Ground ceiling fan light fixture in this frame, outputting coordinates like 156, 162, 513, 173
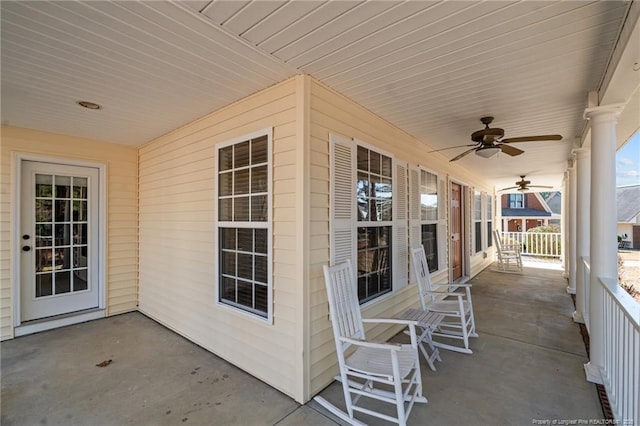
474, 146, 500, 158
517, 186, 528, 192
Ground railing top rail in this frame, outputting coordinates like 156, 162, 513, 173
599, 277, 640, 329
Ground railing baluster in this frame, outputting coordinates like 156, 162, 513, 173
590, 275, 640, 425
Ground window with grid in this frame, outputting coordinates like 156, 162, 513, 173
487, 195, 493, 248
509, 193, 524, 208
420, 170, 439, 272
474, 191, 482, 253
356, 146, 393, 303
217, 133, 271, 319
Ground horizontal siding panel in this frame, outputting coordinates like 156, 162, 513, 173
140, 78, 297, 154
138, 80, 302, 401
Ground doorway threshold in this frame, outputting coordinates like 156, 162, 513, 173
14, 308, 105, 337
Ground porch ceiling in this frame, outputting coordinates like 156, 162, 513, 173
0, 1, 635, 189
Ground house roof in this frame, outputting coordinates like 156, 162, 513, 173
1, 1, 637, 192
617, 185, 640, 223
502, 208, 552, 217
544, 192, 562, 215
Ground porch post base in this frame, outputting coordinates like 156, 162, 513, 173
566, 286, 576, 294
584, 362, 603, 384
572, 311, 585, 324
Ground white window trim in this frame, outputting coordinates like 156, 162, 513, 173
214, 128, 273, 324
330, 134, 408, 308
473, 190, 483, 254
486, 193, 494, 248
417, 165, 444, 274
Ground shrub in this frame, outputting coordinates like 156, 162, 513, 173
525, 225, 561, 256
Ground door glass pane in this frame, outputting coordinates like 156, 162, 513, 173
73, 270, 88, 291
54, 224, 71, 246
36, 174, 52, 197
36, 249, 53, 272
55, 176, 71, 198
55, 200, 71, 222
35, 200, 52, 222
55, 271, 71, 294
36, 274, 53, 297
72, 177, 87, 199
36, 224, 52, 247
73, 201, 87, 221
33, 172, 91, 299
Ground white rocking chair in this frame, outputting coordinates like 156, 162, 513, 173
314, 260, 427, 426
493, 230, 523, 273
410, 246, 477, 354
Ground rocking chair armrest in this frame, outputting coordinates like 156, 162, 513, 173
423, 290, 464, 298
362, 318, 418, 327
338, 336, 403, 351
361, 318, 419, 345
431, 283, 472, 291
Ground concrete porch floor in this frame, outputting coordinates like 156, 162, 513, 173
1, 264, 602, 425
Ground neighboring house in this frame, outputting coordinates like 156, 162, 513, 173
500, 192, 561, 232
617, 185, 640, 249
1, 75, 496, 404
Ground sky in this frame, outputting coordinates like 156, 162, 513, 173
616, 130, 640, 187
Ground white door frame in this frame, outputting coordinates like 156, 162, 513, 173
12, 153, 107, 333
448, 178, 471, 283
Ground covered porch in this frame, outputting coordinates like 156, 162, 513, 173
1, 262, 602, 425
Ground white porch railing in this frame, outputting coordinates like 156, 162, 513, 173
501, 231, 562, 258
581, 257, 639, 425
582, 257, 591, 333
600, 276, 639, 424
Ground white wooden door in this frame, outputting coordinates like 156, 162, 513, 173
20, 161, 100, 322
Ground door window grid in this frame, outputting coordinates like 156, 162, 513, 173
217, 134, 271, 318
34, 174, 89, 298
356, 146, 393, 303
420, 170, 439, 271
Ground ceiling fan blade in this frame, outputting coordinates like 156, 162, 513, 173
427, 143, 476, 153
498, 186, 519, 191
500, 144, 524, 156
528, 185, 554, 189
501, 135, 562, 144
449, 147, 477, 162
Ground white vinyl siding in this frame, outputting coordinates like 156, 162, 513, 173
139, 77, 300, 401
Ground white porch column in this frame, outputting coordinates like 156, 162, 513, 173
574, 153, 588, 322
521, 219, 525, 232
583, 105, 622, 384
564, 169, 574, 291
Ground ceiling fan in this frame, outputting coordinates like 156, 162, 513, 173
499, 176, 553, 192
430, 117, 562, 162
